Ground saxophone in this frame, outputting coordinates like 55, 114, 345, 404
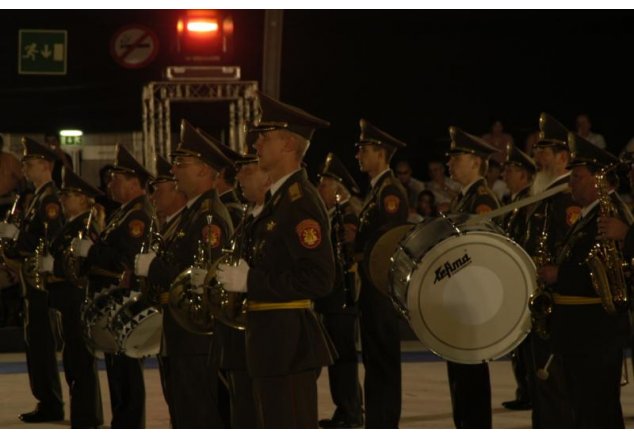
585, 165, 630, 314
528, 207, 554, 340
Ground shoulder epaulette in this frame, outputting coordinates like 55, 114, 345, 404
288, 182, 303, 202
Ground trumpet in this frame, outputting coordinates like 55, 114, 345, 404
22, 222, 48, 293
63, 206, 95, 289
168, 214, 216, 334
206, 204, 249, 330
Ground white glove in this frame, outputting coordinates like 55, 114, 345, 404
71, 237, 93, 257
217, 259, 250, 293
0, 223, 19, 240
38, 254, 54, 273
134, 251, 157, 277
190, 267, 208, 295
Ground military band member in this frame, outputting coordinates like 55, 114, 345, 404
354, 119, 408, 428
524, 114, 580, 428
146, 153, 187, 425
445, 126, 499, 428
135, 121, 234, 428
316, 152, 364, 429
215, 151, 266, 428
37, 168, 104, 428
537, 133, 630, 428
198, 127, 245, 227
71, 144, 153, 428
501, 144, 536, 411
0, 137, 65, 423
218, 93, 336, 428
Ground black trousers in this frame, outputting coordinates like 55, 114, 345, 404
227, 369, 258, 428
508, 337, 531, 403
321, 310, 363, 423
358, 280, 401, 428
49, 282, 103, 428
530, 335, 574, 428
446, 361, 491, 428
104, 353, 145, 428
252, 369, 319, 428
166, 355, 224, 428
560, 349, 624, 428
23, 283, 63, 414
157, 355, 176, 426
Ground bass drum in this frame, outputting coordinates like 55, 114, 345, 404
111, 295, 162, 358
389, 214, 534, 364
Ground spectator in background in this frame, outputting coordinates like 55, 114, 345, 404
524, 131, 540, 156
576, 113, 606, 149
486, 159, 509, 202
44, 133, 74, 188
416, 189, 438, 219
482, 120, 514, 163
425, 160, 460, 213
0, 134, 25, 218
394, 160, 425, 209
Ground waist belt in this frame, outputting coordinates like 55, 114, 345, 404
246, 299, 312, 312
160, 292, 170, 305
552, 293, 602, 305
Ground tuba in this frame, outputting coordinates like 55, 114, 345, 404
168, 214, 216, 334
585, 164, 630, 314
206, 204, 249, 330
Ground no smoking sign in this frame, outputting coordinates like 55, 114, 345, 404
110, 25, 159, 69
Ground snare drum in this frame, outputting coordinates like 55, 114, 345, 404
389, 214, 535, 364
111, 296, 162, 358
82, 287, 139, 353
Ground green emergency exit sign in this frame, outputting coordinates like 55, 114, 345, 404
18, 29, 67, 75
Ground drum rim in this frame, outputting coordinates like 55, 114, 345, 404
404, 230, 534, 364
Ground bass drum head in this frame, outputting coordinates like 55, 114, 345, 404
407, 231, 534, 364
112, 297, 163, 358
367, 224, 415, 295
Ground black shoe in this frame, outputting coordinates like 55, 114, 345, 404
502, 399, 531, 411
319, 417, 364, 429
19, 407, 64, 423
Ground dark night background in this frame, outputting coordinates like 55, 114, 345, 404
2, 10, 634, 184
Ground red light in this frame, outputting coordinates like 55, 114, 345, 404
186, 19, 219, 33
177, 19, 184, 33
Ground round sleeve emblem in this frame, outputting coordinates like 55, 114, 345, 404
475, 204, 493, 214
45, 203, 60, 219
566, 206, 581, 226
296, 219, 322, 249
383, 195, 400, 214
128, 219, 146, 238
202, 224, 221, 248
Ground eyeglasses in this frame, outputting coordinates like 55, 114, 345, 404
172, 157, 202, 168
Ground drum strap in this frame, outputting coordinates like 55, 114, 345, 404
463, 183, 569, 226
552, 293, 602, 305
246, 299, 312, 312
160, 292, 170, 305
